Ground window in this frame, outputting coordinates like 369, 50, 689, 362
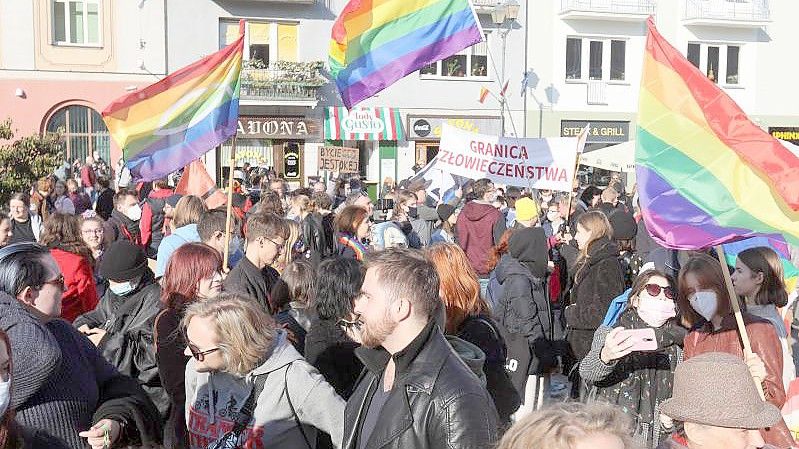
219, 21, 298, 65
419, 34, 490, 79
46, 105, 110, 164
565, 37, 626, 82
686, 43, 741, 85
53, 0, 100, 45
566, 38, 582, 80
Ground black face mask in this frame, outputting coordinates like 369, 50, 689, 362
408, 206, 419, 219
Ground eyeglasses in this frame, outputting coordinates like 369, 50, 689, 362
187, 342, 220, 362
263, 237, 285, 253
82, 229, 104, 235
41, 274, 65, 291
644, 283, 675, 300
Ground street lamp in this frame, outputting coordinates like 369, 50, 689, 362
492, 0, 519, 137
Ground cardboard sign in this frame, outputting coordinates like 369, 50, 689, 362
318, 146, 359, 172
437, 124, 586, 191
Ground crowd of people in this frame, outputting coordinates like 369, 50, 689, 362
0, 159, 797, 449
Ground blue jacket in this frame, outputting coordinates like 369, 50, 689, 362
601, 288, 632, 327
155, 224, 201, 277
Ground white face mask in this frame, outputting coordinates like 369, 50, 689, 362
0, 378, 9, 416
541, 194, 553, 203
636, 296, 676, 328
689, 290, 719, 322
110, 280, 138, 296
125, 203, 142, 221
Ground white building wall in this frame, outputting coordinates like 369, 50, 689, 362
0, 0, 36, 69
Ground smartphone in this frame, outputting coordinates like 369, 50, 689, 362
617, 328, 658, 352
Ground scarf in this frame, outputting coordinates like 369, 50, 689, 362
594, 308, 684, 448
337, 234, 366, 261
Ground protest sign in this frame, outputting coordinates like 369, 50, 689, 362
436, 124, 586, 191
318, 146, 359, 172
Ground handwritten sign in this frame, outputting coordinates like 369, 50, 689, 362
318, 146, 359, 172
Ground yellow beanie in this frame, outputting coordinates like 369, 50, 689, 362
515, 197, 539, 222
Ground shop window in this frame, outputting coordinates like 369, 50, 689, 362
53, 0, 101, 46
565, 37, 626, 82
45, 105, 110, 164
419, 33, 490, 80
686, 42, 741, 85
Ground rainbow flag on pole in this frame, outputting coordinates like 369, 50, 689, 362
636, 18, 799, 250
329, 0, 483, 108
103, 21, 245, 182
722, 237, 799, 294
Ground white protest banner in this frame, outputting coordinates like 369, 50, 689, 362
436, 124, 586, 191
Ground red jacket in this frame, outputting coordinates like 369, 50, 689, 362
80, 165, 96, 189
50, 248, 99, 322
456, 201, 504, 276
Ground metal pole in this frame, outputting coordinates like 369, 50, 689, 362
523, 0, 529, 138
500, 27, 507, 137
538, 101, 543, 138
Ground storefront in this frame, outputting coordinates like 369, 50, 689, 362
218, 115, 323, 186
769, 127, 799, 145
561, 119, 630, 186
407, 115, 502, 166
324, 107, 404, 195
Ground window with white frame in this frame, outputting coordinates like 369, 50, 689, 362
53, 0, 101, 46
686, 42, 740, 85
419, 34, 489, 79
565, 37, 627, 82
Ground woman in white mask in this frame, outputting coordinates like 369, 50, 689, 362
580, 269, 685, 448
678, 253, 794, 449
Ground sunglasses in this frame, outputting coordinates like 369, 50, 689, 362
187, 342, 220, 362
644, 283, 675, 300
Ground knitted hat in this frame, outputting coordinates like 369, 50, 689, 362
660, 352, 781, 429
515, 197, 539, 222
437, 204, 455, 222
99, 241, 147, 282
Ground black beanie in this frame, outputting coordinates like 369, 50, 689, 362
608, 209, 637, 241
99, 240, 147, 282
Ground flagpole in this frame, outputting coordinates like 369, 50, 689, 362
223, 134, 237, 272
714, 244, 765, 399
564, 126, 588, 233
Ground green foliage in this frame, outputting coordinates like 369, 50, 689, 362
0, 119, 62, 205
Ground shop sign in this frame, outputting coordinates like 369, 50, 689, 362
324, 107, 404, 141
408, 116, 502, 140
561, 120, 629, 143
769, 127, 799, 145
237, 117, 322, 140
283, 143, 301, 179
318, 146, 359, 172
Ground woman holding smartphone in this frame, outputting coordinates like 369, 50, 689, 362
580, 269, 685, 448
679, 253, 794, 449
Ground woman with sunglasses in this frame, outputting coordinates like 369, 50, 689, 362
678, 253, 794, 449
154, 243, 223, 449
39, 213, 99, 322
579, 269, 685, 448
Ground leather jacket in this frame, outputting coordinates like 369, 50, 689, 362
343, 321, 499, 449
684, 313, 795, 449
301, 213, 329, 257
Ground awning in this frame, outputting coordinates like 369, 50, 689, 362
324, 107, 404, 141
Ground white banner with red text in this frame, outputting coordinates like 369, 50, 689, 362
435, 124, 587, 192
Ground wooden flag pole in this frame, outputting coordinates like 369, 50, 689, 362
223, 134, 238, 272
564, 126, 589, 233
714, 244, 765, 399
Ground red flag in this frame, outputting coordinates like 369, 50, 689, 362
479, 87, 490, 103
175, 159, 227, 210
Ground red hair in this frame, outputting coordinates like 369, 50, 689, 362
486, 229, 515, 272
426, 243, 488, 334
161, 243, 223, 310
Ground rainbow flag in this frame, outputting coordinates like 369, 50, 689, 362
329, 0, 483, 108
636, 18, 799, 250
723, 237, 799, 294
103, 21, 245, 182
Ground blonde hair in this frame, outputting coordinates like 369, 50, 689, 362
497, 402, 634, 449
181, 293, 277, 377
275, 219, 301, 273
292, 195, 317, 217
173, 195, 208, 228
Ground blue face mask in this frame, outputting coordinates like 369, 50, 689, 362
109, 280, 137, 296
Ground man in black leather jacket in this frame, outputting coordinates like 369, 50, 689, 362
343, 248, 499, 449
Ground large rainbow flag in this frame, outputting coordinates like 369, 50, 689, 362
636, 18, 799, 250
329, 0, 483, 108
103, 21, 245, 182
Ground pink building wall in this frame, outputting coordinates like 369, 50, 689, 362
0, 78, 144, 165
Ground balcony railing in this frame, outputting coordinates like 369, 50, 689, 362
684, 0, 770, 23
240, 61, 325, 103
560, 0, 656, 16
